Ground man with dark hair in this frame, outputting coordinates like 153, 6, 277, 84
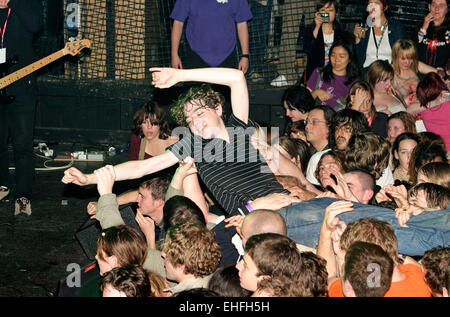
305, 105, 336, 186
342, 241, 394, 297
329, 108, 370, 151
420, 246, 450, 297
100, 265, 151, 297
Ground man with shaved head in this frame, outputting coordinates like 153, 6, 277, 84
343, 169, 375, 205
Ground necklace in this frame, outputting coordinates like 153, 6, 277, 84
395, 72, 418, 81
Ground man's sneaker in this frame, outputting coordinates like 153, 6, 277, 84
0, 186, 9, 200
14, 197, 31, 216
270, 75, 289, 87
248, 72, 265, 83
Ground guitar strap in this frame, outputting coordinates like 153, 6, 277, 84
0, 8, 11, 48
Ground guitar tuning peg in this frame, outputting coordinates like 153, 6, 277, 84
68, 37, 75, 42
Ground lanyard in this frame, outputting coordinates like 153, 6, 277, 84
0, 8, 11, 48
372, 22, 387, 60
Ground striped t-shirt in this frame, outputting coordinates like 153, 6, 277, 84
167, 114, 288, 214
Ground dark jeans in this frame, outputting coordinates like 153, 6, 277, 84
0, 94, 36, 201
278, 197, 450, 256
182, 44, 236, 121
248, 0, 273, 73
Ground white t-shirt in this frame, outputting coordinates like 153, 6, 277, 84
306, 149, 331, 185
376, 166, 395, 188
363, 26, 392, 68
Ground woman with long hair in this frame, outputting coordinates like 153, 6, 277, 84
303, 0, 354, 82
391, 39, 437, 116
129, 101, 178, 161
346, 80, 388, 138
306, 39, 360, 109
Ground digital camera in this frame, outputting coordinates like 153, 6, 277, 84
319, 12, 330, 22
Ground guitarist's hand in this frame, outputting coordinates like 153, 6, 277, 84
0, 0, 9, 9
149, 67, 180, 89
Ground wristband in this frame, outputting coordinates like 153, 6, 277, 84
241, 54, 249, 59
245, 203, 254, 212
418, 32, 425, 37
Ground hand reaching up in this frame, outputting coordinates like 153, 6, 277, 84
94, 165, 116, 196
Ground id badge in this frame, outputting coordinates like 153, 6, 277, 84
0, 48, 6, 64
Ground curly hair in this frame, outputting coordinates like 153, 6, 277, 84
162, 222, 221, 278
340, 218, 399, 265
345, 132, 390, 180
99, 265, 151, 297
245, 233, 304, 296
170, 84, 225, 126
421, 247, 450, 295
132, 100, 171, 139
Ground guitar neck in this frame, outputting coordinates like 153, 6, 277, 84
0, 48, 66, 89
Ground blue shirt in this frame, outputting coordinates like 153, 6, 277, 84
171, 0, 252, 66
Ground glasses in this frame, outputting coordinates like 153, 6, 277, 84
303, 119, 327, 126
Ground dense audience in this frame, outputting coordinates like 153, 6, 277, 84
62, 0, 450, 298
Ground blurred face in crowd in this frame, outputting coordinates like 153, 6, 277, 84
95, 250, 118, 276
141, 115, 160, 142
184, 101, 224, 139
394, 139, 417, 172
305, 109, 329, 149
236, 254, 264, 292
335, 124, 353, 150
331, 45, 350, 75
408, 189, 429, 209
317, 2, 336, 24
429, 0, 448, 25
102, 284, 126, 297
318, 154, 342, 186
397, 53, 414, 72
284, 101, 307, 122
375, 75, 393, 94
350, 89, 373, 118
387, 118, 406, 144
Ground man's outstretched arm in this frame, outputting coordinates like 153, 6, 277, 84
62, 149, 179, 186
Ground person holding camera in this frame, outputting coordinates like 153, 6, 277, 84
353, 0, 405, 72
303, 0, 354, 83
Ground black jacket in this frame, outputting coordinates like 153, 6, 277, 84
303, 23, 354, 82
0, 0, 43, 96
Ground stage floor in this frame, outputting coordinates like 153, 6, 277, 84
0, 143, 130, 297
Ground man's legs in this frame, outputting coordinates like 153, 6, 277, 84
9, 94, 36, 214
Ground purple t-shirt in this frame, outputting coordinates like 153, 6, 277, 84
171, 0, 252, 67
306, 68, 357, 109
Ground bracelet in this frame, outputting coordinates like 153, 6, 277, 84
241, 54, 249, 59
418, 32, 425, 37
420, 28, 427, 35
245, 203, 254, 212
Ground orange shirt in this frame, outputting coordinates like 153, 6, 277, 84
329, 264, 431, 297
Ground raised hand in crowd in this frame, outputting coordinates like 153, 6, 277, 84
135, 210, 156, 249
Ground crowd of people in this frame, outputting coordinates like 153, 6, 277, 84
60, 0, 449, 298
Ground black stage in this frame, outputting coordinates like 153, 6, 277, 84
0, 143, 130, 297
